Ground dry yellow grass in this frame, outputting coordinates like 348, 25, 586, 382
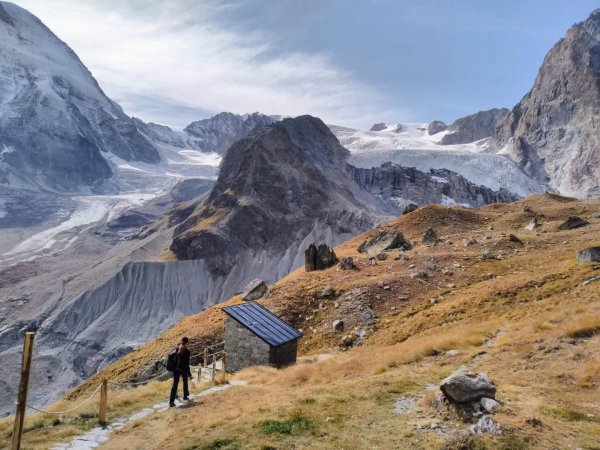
13, 194, 600, 449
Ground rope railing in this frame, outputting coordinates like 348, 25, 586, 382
25, 382, 103, 415
11, 332, 231, 448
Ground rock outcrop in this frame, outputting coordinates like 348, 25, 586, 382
242, 279, 268, 301
440, 109, 509, 145
577, 247, 600, 263
559, 216, 589, 230
428, 120, 448, 135
349, 163, 518, 209
305, 244, 337, 272
494, 10, 600, 196
357, 230, 411, 254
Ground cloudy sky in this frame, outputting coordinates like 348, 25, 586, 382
13, 0, 600, 129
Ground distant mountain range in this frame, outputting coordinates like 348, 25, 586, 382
1, 0, 600, 416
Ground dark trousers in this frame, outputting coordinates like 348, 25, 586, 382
169, 370, 189, 404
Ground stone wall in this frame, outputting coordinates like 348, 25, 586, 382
224, 317, 271, 372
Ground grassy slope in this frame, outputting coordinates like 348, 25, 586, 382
3, 194, 600, 449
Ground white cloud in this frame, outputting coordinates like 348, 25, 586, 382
14, 0, 404, 129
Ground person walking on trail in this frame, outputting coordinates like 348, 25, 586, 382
169, 336, 192, 407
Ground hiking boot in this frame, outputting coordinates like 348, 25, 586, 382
169, 403, 176, 408
183, 396, 189, 401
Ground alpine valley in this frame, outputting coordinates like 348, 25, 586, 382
0, 3, 599, 440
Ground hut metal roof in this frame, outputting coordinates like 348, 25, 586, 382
222, 302, 303, 347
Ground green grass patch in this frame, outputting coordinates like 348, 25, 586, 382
186, 438, 240, 450
498, 433, 530, 450
547, 406, 591, 422
259, 413, 315, 436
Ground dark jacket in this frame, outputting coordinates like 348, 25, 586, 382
177, 347, 192, 378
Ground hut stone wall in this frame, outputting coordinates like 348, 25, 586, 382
224, 317, 271, 372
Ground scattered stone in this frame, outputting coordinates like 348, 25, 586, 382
525, 417, 543, 428
425, 260, 437, 271
481, 248, 497, 260
334, 302, 339, 309
440, 371, 496, 404
446, 283, 455, 288
559, 216, 589, 230
525, 217, 539, 231
577, 247, 600, 263
581, 275, 600, 286
333, 319, 344, 332
431, 395, 446, 410
589, 212, 600, 219
361, 308, 376, 324
523, 205, 534, 214
421, 227, 439, 246
409, 263, 416, 268
341, 334, 356, 347
305, 243, 337, 272
320, 285, 335, 298
376, 252, 388, 261
471, 416, 502, 435
480, 397, 500, 413
452, 262, 462, 269
463, 238, 477, 247
410, 270, 429, 279
339, 257, 354, 270
508, 234, 522, 244
403, 203, 419, 214
358, 230, 412, 254
446, 350, 460, 357
241, 279, 268, 301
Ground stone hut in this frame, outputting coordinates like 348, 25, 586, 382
222, 303, 303, 372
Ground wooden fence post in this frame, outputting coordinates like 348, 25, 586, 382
11, 332, 35, 450
211, 355, 216, 383
203, 348, 208, 368
99, 379, 108, 425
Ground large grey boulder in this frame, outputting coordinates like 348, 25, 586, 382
440, 371, 496, 404
358, 230, 411, 254
577, 247, 600, 263
242, 279, 268, 301
559, 216, 589, 230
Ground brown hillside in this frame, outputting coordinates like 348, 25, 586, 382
7, 194, 599, 449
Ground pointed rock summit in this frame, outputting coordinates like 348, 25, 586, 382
495, 9, 600, 196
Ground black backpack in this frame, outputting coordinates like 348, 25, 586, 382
166, 348, 179, 371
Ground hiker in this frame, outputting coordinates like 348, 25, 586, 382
168, 336, 192, 407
